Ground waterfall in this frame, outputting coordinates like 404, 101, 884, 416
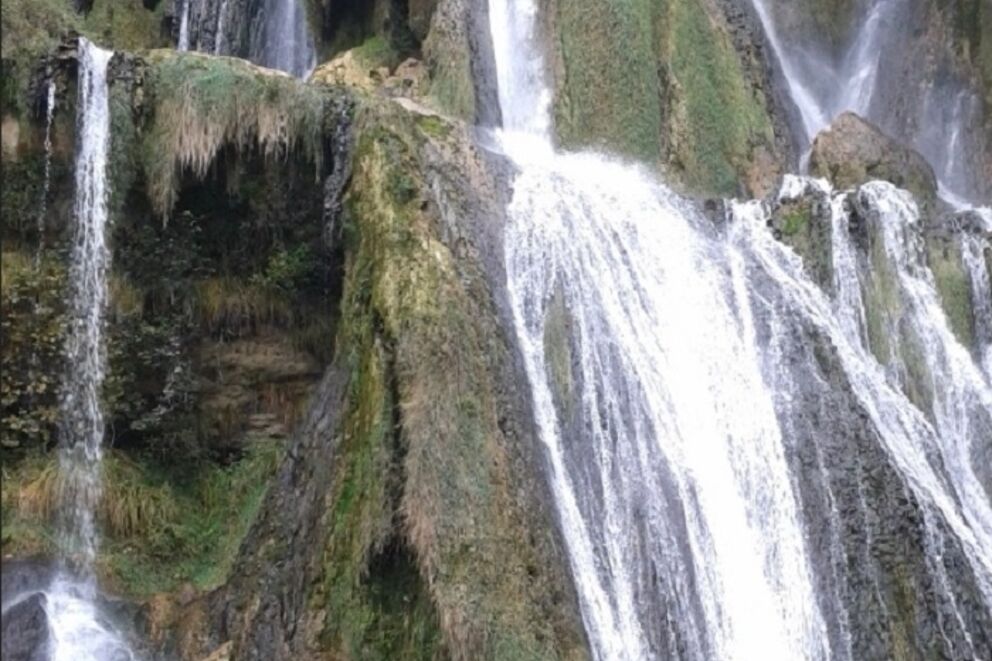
731, 183, 992, 647
44, 38, 137, 661
176, 0, 314, 78
746, 0, 987, 205
251, 0, 316, 78
36, 80, 57, 256
490, 0, 992, 658
492, 1, 831, 659
177, 0, 191, 51
213, 0, 230, 55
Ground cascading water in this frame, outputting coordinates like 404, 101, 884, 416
961, 214, 992, 379
492, 2, 831, 659
43, 38, 137, 661
731, 182, 992, 651
174, 0, 314, 78
213, 0, 230, 55
491, 0, 992, 658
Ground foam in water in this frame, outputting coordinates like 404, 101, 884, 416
505, 154, 833, 661
490, 0, 992, 657
491, 1, 830, 659
730, 182, 992, 638
46, 38, 137, 661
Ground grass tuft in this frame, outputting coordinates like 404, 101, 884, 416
142, 52, 329, 218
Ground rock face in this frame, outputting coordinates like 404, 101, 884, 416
809, 112, 938, 207
1, 592, 50, 661
151, 97, 587, 661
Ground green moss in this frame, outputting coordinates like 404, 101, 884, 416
1, 251, 67, 456
317, 103, 585, 659
0, 0, 79, 115
543, 288, 575, 419
927, 238, 975, 348
661, 0, 777, 195
863, 226, 900, 365
83, 0, 166, 52
416, 113, 451, 139
780, 207, 809, 237
553, 0, 662, 161
1, 442, 282, 597
423, 8, 476, 121
773, 200, 833, 291
352, 35, 399, 69
551, 0, 778, 195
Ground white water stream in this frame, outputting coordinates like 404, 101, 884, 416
45, 38, 137, 661
252, 0, 315, 78
491, 0, 992, 658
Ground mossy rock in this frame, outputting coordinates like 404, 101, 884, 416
315, 99, 588, 660
549, 0, 781, 196
926, 233, 975, 348
770, 193, 833, 293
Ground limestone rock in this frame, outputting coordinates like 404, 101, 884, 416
809, 112, 938, 207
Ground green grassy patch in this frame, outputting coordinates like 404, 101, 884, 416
1, 442, 283, 597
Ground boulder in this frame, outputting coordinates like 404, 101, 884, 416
1, 592, 50, 661
809, 111, 938, 208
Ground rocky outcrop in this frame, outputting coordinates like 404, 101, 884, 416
160, 96, 588, 660
1, 592, 50, 661
809, 112, 938, 209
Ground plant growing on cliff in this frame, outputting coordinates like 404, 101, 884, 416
142, 53, 328, 218
1, 251, 66, 456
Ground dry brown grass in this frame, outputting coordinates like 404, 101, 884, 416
194, 277, 296, 334
144, 52, 327, 218
13, 453, 178, 539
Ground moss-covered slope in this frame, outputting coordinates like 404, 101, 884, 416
548, 0, 789, 196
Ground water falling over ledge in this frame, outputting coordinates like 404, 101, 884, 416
44, 37, 137, 661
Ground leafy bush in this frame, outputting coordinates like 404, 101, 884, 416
1, 251, 66, 456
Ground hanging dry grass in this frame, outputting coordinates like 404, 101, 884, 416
143, 52, 328, 218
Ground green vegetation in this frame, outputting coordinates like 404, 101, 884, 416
661, 0, 778, 195
0, 0, 79, 114
553, 0, 662, 162
314, 103, 586, 660
0, 250, 67, 455
83, 0, 169, 52
551, 0, 779, 195
926, 238, 975, 348
352, 35, 399, 70
773, 200, 833, 291
0, 442, 283, 597
142, 52, 329, 217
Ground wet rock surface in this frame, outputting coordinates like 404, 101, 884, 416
1, 591, 50, 661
